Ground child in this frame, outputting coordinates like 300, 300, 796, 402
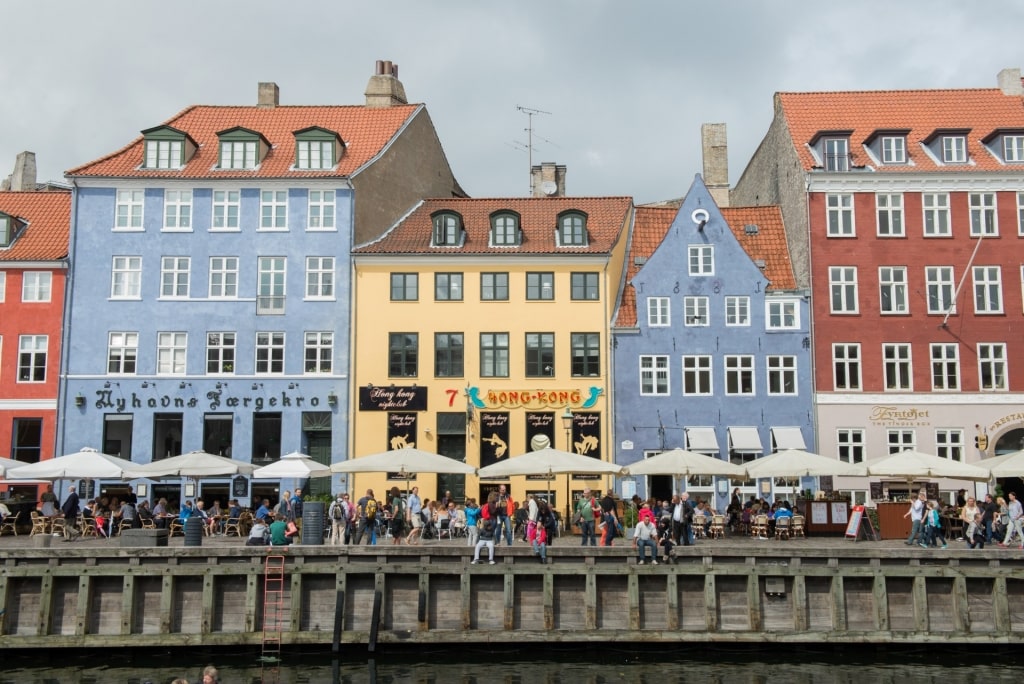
471, 519, 496, 565
658, 512, 675, 563
920, 501, 947, 549
532, 518, 548, 564
966, 512, 985, 549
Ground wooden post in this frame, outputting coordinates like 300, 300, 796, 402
543, 573, 554, 630
830, 575, 846, 631
704, 574, 717, 632
245, 571, 259, 633
952, 575, 969, 633
76, 575, 91, 637
0, 574, 8, 637
666, 574, 679, 630
747, 575, 762, 632
627, 574, 640, 630
993, 577, 1010, 633
418, 573, 429, 631
792, 575, 807, 631
290, 573, 302, 634
460, 569, 471, 630
201, 570, 215, 635
503, 572, 514, 631
120, 575, 135, 636
585, 573, 597, 629
912, 576, 929, 632
872, 574, 889, 631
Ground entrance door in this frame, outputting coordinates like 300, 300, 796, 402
436, 434, 466, 503
650, 475, 673, 502
306, 432, 332, 498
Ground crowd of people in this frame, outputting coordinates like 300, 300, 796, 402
904, 487, 1024, 550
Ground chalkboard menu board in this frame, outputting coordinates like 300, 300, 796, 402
232, 475, 249, 499
870, 481, 884, 501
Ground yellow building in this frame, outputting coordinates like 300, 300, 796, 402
351, 186, 632, 519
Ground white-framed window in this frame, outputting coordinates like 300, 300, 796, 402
212, 190, 240, 231
682, 355, 712, 396
156, 332, 187, 376
107, 332, 138, 375
876, 193, 904, 236
833, 343, 861, 391
1018, 192, 1024, 236
220, 140, 258, 170
930, 343, 959, 391
206, 332, 236, 375
887, 429, 916, 454
260, 190, 288, 230
724, 355, 754, 395
826, 193, 855, 236
766, 299, 799, 329
144, 139, 183, 169
304, 331, 333, 374
209, 257, 238, 299
837, 429, 865, 464
111, 256, 142, 299
639, 355, 669, 396
684, 296, 709, 326
883, 343, 912, 391
725, 296, 750, 326
17, 335, 47, 382
935, 429, 964, 461
881, 136, 906, 164
305, 257, 335, 300
766, 355, 797, 395
1004, 135, 1024, 162
926, 266, 955, 314
0, 272, 6, 302
829, 266, 858, 313
115, 190, 144, 230
255, 332, 285, 375
879, 266, 908, 314
647, 297, 670, 327
823, 137, 849, 171
257, 257, 286, 315
307, 190, 335, 230
922, 193, 951, 236
297, 140, 333, 170
163, 190, 192, 231
160, 256, 190, 299
978, 343, 1007, 391
688, 245, 714, 275
970, 193, 998, 236
21, 272, 51, 303
942, 136, 966, 163
972, 266, 1002, 313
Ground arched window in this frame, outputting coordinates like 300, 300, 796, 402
558, 212, 587, 246
490, 212, 520, 246
432, 212, 462, 246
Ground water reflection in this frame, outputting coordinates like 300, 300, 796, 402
2, 646, 1022, 684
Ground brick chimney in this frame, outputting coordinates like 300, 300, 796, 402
530, 162, 566, 197
365, 60, 407, 108
257, 82, 280, 108
701, 123, 729, 208
8, 151, 37, 191
997, 68, 1023, 96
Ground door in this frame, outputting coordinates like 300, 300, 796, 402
306, 432, 332, 498
436, 434, 466, 503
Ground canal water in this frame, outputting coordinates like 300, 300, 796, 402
2, 645, 1021, 683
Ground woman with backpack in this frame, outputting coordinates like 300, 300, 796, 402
389, 486, 406, 544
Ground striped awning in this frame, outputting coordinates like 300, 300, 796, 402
728, 426, 763, 453
771, 426, 807, 451
685, 427, 719, 453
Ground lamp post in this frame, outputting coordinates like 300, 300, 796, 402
561, 407, 573, 522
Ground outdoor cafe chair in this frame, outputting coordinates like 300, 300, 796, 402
708, 514, 726, 539
751, 514, 769, 539
0, 511, 22, 536
30, 511, 49, 536
791, 515, 806, 538
692, 514, 707, 539
775, 516, 792, 540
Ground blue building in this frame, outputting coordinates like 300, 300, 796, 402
58, 63, 462, 508
612, 175, 813, 511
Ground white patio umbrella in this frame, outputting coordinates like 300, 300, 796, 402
252, 451, 332, 479
7, 447, 138, 480
0, 457, 27, 478
126, 450, 257, 479
331, 447, 476, 476
625, 448, 746, 478
977, 449, 1024, 479
864, 449, 990, 482
744, 449, 868, 479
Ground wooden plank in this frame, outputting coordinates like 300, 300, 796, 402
504, 572, 514, 631
0, 574, 7, 636
418, 573, 429, 632
585, 573, 597, 629
993, 576, 1010, 632
747, 575, 761, 632
792, 575, 807, 631
158, 575, 173, 635
703, 574, 717, 632
627, 574, 640, 630
290, 572, 302, 634
872, 574, 889, 631
543, 573, 554, 630
120, 575, 134, 636
36, 574, 53, 637
952, 575, 969, 633
461, 569, 471, 631
244, 571, 258, 633
75, 575, 90, 637
830, 575, 845, 631
912, 575, 929, 632
201, 570, 214, 635
666, 574, 679, 631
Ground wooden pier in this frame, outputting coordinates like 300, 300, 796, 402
1, 536, 1022, 648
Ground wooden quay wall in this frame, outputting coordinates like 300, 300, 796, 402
1, 542, 1023, 649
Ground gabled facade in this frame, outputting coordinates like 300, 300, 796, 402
59, 61, 463, 507
0, 153, 71, 496
352, 189, 633, 519
733, 68, 1024, 502
613, 175, 810, 511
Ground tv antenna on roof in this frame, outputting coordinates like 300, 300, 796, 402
516, 105, 551, 195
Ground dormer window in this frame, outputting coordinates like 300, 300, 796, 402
490, 212, 520, 246
823, 137, 849, 171
141, 126, 196, 169
217, 127, 269, 170
0, 213, 18, 247
432, 211, 462, 247
1004, 135, 1024, 162
942, 135, 967, 163
881, 135, 906, 164
558, 211, 588, 246
294, 127, 343, 170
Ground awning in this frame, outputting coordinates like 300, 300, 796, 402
685, 427, 719, 453
770, 427, 807, 451
728, 426, 763, 453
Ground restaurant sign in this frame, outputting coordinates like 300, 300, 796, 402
466, 385, 603, 410
359, 385, 428, 411
92, 388, 329, 414
868, 406, 930, 427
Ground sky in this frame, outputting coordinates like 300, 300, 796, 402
3, 1, 1024, 205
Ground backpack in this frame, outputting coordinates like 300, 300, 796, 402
365, 498, 378, 521
331, 502, 343, 521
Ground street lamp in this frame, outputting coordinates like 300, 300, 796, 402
561, 406, 574, 452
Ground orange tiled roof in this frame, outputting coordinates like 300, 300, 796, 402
615, 205, 794, 327
353, 196, 633, 255
779, 87, 1024, 172
0, 191, 71, 262
66, 104, 421, 179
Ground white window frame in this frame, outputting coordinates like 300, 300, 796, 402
978, 343, 1007, 391
159, 256, 190, 299
17, 334, 47, 383
1004, 135, 1024, 162
107, 332, 138, 375
206, 332, 236, 375
881, 136, 906, 164
879, 266, 908, 314
211, 190, 240, 231
157, 332, 187, 376
305, 256, 335, 300
144, 139, 183, 169
115, 189, 144, 231
973, 266, 1003, 314
1018, 192, 1024, 236
684, 296, 709, 326
647, 297, 670, 327
208, 257, 239, 299
935, 429, 964, 462
111, 256, 142, 299
304, 331, 334, 374
887, 429, 916, 454
688, 245, 714, 275
297, 140, 333, 170
255, 332, 286, 375
0, 271, 5, 302
875, 193, 904, 237
220, 140, 258, 170
826, 193, 855, 236
829, 266, 859, 314
823, 137, 849, 172
260, 190, 288, 231
766, 355, 797, 396
257, 257, 286, 315
833, 343, 861, 391
766, 299, 799, 330
922, 193, 951, 237
837, 428, 865, 464
724, 355, 755, 396
882, 343, 912, 391
682, 355, 712, 396
307, 190, 335, 230
724, 296, 750, 326
163, 190, 192, 231
926, 266, 955, 315
639, 355, 669, 396
969, 193, 998, 237
930, 343, 960, 391
942, 136, 966, 163
21, 271, 51, 303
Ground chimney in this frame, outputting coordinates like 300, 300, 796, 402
701, 123, 729, 207
365, 60, 408, 108
10, 152, 37, 191
997, 68, 1023, 96
257, 82, 280, 108
530, 162, 567, 197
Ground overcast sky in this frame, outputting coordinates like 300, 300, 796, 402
3, 1, 1023, 205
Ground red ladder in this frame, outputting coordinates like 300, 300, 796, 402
261, 554, 287, 664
